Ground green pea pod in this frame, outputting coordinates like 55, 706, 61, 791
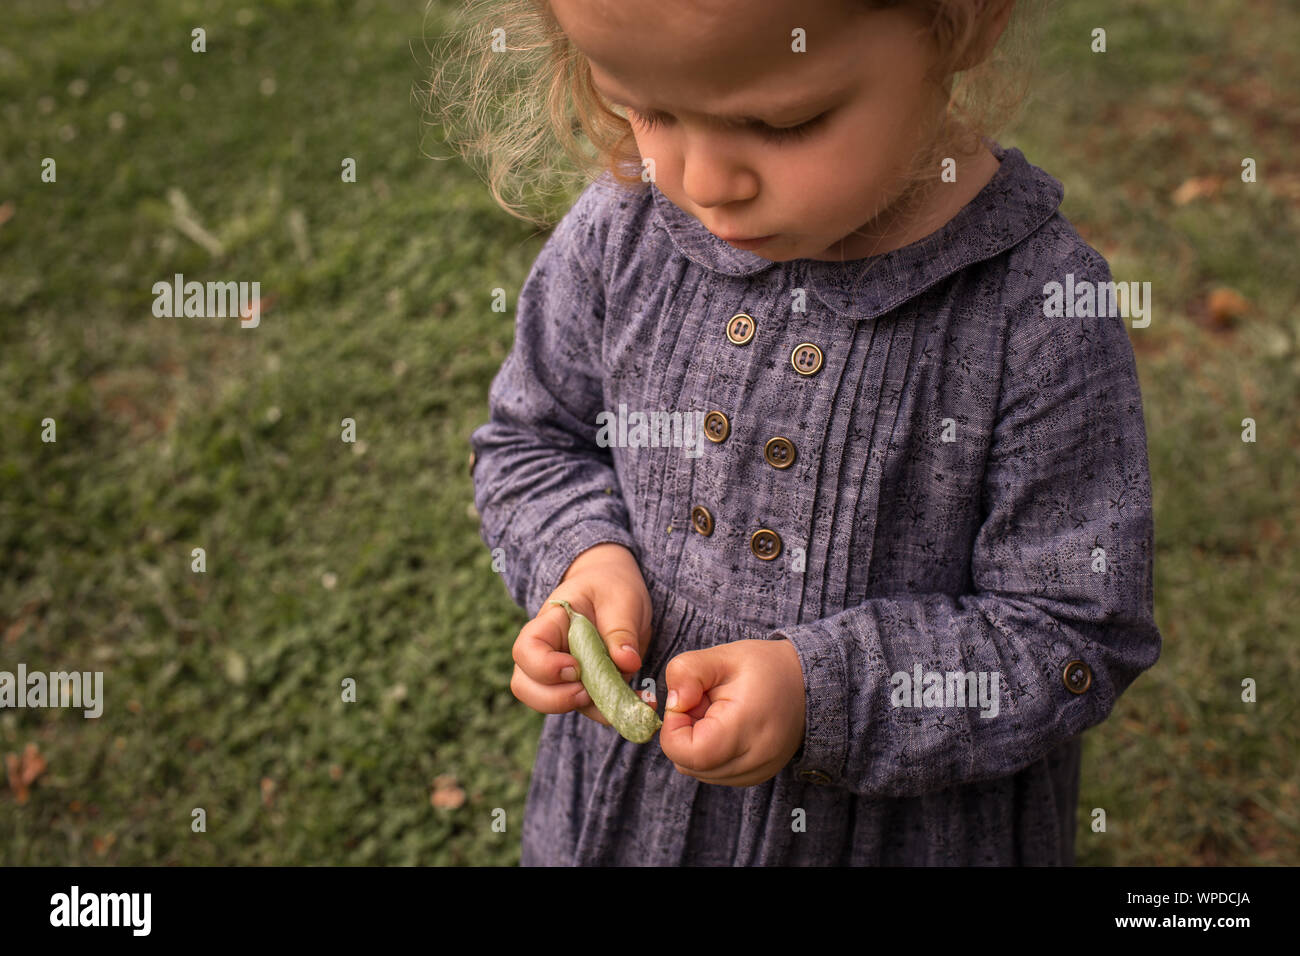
549, 599, 662, 744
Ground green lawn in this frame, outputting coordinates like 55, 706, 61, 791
1, 0, 1296, 865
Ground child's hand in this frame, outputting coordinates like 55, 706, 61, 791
510, 543, 653, 729
660, 639, 806, 787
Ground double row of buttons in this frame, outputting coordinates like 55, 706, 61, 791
690, 504, 782, 560
688, 313, 823, 560
703, 411, 795, 469
725, 312, 824, 375
712, 313, 819, 471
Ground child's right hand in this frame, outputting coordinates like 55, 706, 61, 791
510, 542, 653, 728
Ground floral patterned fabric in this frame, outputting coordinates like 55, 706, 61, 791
470, 144, 1161, 865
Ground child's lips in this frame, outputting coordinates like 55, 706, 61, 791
721, 234, 776, 249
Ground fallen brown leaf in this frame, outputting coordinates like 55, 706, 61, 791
430, 773, 466, 809
239, 292, 277, 323
4, 598, 45, 645
1172, 175, 1223, 205
92, 833, 117, 857
3, 617, 28, 644
5, 743, 47, 804
1207, 287, 1250, 327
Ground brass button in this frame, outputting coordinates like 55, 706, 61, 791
791, 342, 823, 376
799, 769, 831, 785
763, 436, 796, 469
703, 410, 730, 443
750, 528, 781, 560
1063, 660, 1092, 694
691, 505, 714, 536
726, 313, 756, 345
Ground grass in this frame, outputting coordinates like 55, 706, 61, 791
1, 0, 1297, 865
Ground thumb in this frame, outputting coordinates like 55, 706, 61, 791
590, 600, 645, 677
664, 646, 728, 714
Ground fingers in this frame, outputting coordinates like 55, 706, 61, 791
510, 602, 586, 715
661, 696, 743, 770
513, 601, 578, 681
511, 600, 621, 727
660, 647, 746, 773
663, 647, 726, 715
510, 662, 588, 713
670, 749, 776, 788
591, 601, 646, 679
512, 576, 653, 731
509, 662, 616, 727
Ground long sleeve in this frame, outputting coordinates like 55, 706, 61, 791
469, 178, 639, 617
775, 255, 1162, 798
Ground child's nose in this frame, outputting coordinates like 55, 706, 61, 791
679, 140, 760, 210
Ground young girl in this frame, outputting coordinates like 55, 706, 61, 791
451, 0, 1161, 864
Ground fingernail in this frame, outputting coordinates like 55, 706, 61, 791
560, 666, 577, 682
621, 644, 639, 660
665, 689, 678, 711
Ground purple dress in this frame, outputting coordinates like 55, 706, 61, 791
470, 144, 1161, 865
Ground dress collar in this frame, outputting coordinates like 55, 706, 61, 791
648, 143, 1064, 320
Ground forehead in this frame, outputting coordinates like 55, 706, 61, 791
549, 0, 885, 115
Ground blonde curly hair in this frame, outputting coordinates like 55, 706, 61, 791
420, 0, 1044, 229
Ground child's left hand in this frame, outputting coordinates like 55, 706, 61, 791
659, 639, 806, 787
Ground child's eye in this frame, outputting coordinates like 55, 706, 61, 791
626, 107, 668, 132
627, 108, 825, 142
759, 114, 825, 142
627, 107, 825, 143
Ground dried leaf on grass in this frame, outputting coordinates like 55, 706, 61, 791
430, 773, 466, 809
1172, 176, 1223, 205
5, 743, 47, 804
1207, 287, 1251, 327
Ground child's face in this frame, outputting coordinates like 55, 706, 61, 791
550, 0, 950, 262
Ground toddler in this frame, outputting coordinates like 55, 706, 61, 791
457, 0, 1162, 864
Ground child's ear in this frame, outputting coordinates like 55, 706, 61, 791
954, 0, 1017, 72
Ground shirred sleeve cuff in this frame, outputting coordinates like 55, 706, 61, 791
770, 618, 853, 786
